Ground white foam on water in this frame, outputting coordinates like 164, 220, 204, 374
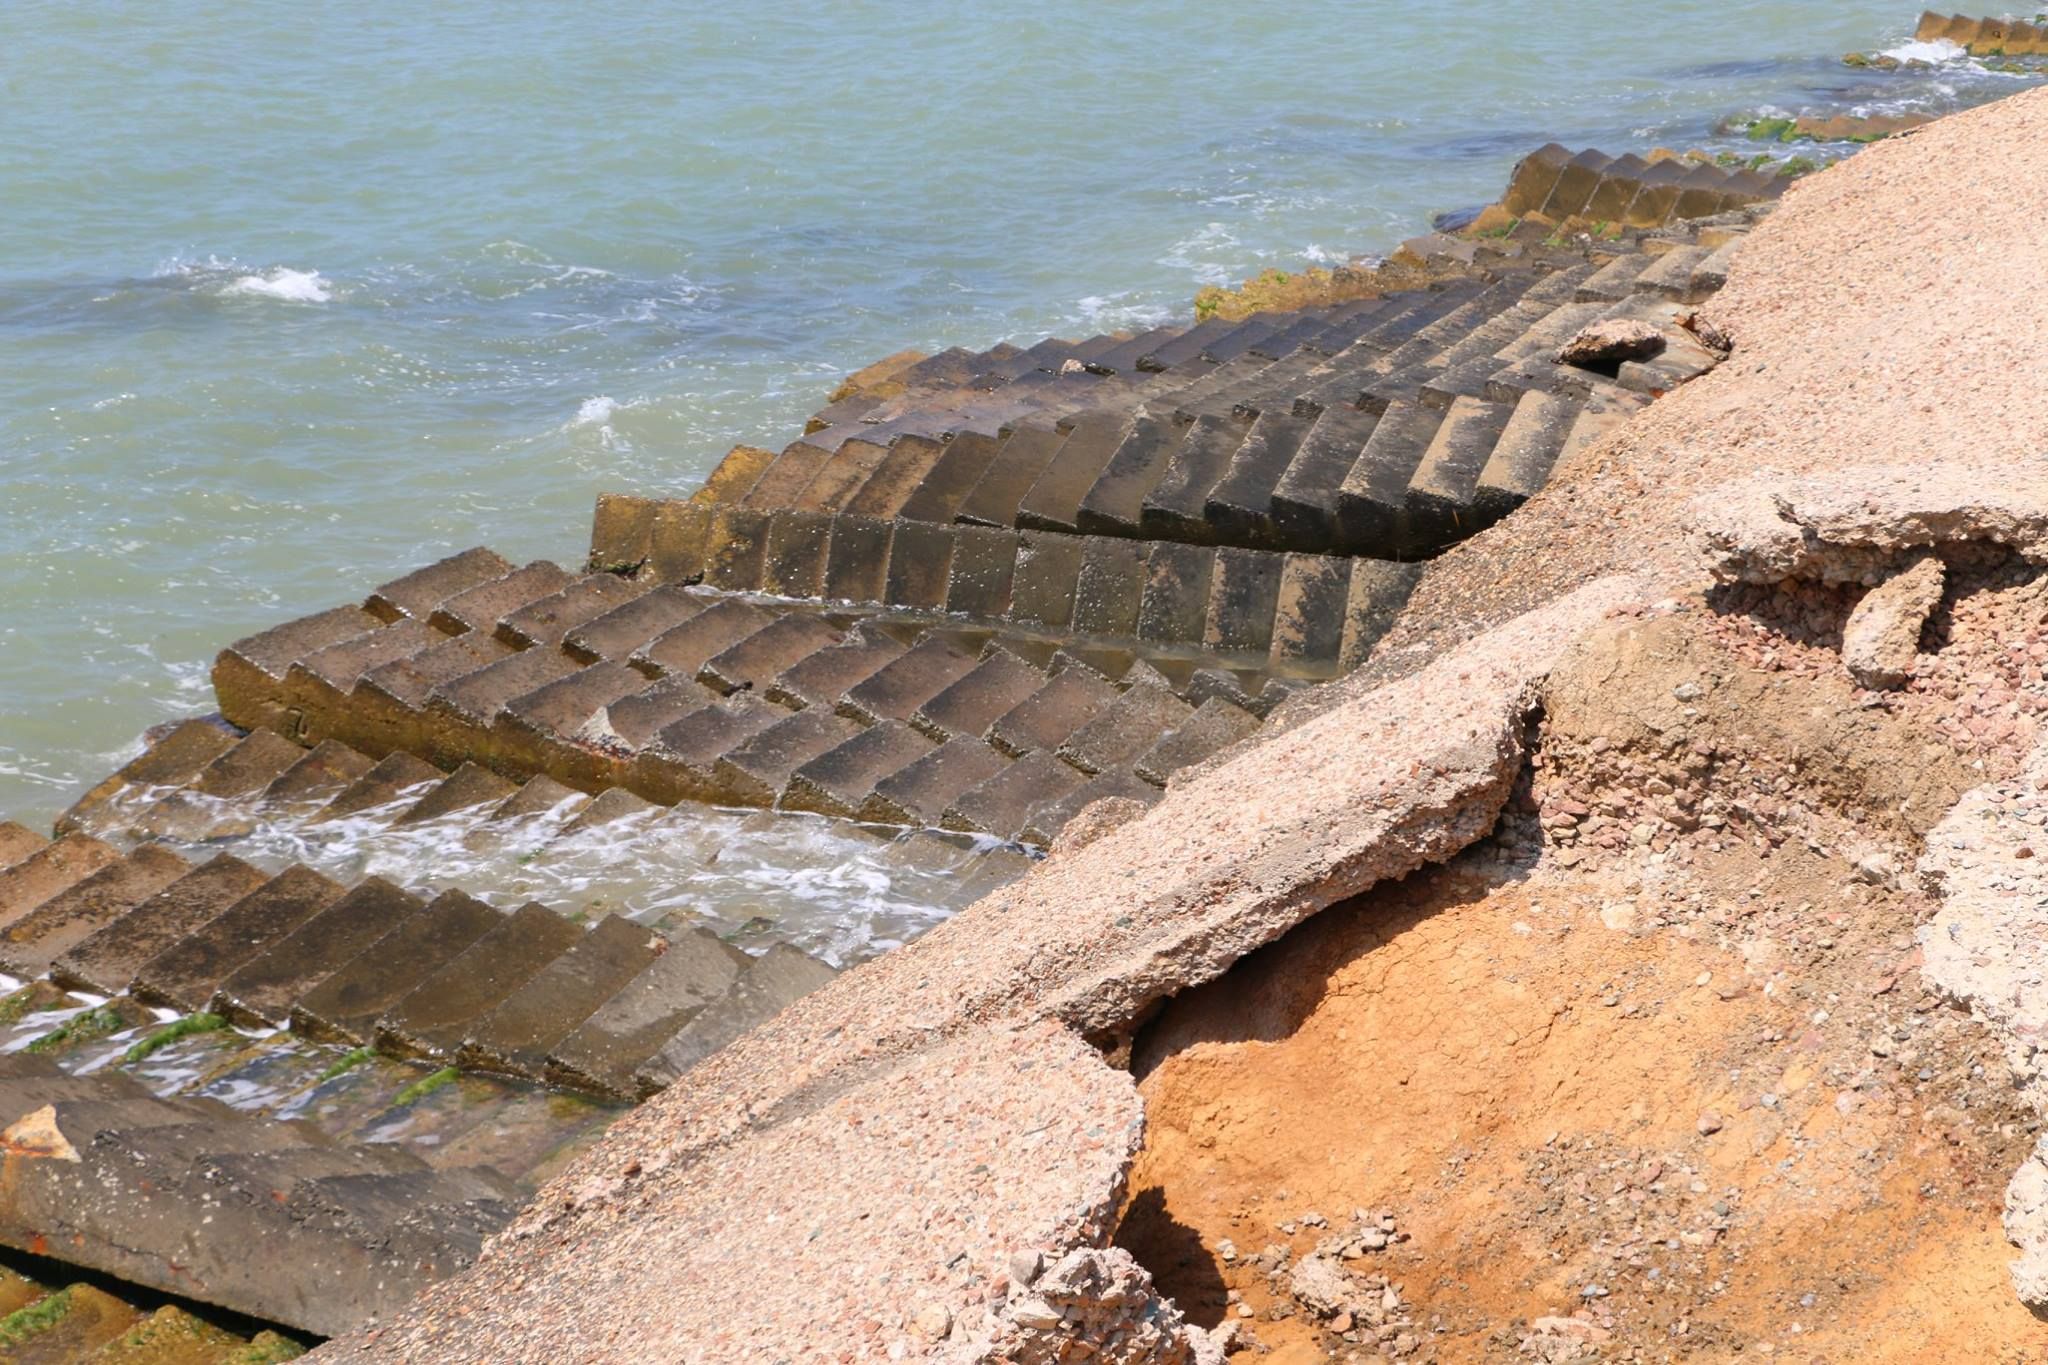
223, 266, 333, 303
1876, 38, 1968, 64
571, 395, 618, 426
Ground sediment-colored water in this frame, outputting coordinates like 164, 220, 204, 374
2, 4, 2035, 945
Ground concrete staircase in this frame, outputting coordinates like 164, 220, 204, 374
1494, 145, 1787, 227
0, 808, 838, 1102
199, 545, 1352, 846
683, 215, 1743, 561
1915, 11, 2048, 55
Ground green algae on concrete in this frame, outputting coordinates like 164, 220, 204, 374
122, 1011, 227, 1064
25, 1004, 124, 1054
392, 1065, 459, 1108
226, 1331, 308, 1363
318, 1045, 375, 1083
0, 1286, 70, 1348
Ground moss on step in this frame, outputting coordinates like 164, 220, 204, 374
26, 1005, 124, 1054
226, 1330, 308, 1363
317, 1045, 374, 1083
0, 1285, 70, 1347
122, 1012, 227, 1064
94, 1304, 242, 1362
393, 1066, 459, 1108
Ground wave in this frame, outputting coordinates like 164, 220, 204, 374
1875, 38, 1968, 65
222, 266, 332, 303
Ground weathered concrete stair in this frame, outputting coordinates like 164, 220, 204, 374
1914, 11, 2048, 55
4, 804, 840, 1105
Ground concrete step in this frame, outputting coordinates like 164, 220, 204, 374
633, 943, 837, 1092
842, 434, 949, 519
1075, 412, 1186, 537
1133, 542, 1214, 646
392, 760, 520, 826
1057, 684, 1195, 777
545, 923, 749, 1098
497, 664, 649, 785
766, 628, 907, 710
123, 728, 305, 841
1339, 560, 1426, 672
375, 901, 585, 1060
633, 695, 785, 803
365, 546, 517, 623
52, 854, 272, 996
57, 718, 238, 836
495, 573, 646, 652
0, 844, 191, 978
895, 430, 1004, 524
1137, 316, 1237, 372
910, 648, 1046, 743
289, 889, 504, 1045
944, 526, 1022, 618
1269, 403, 1378, 549
699, 613, 845, 696
1268, 552, 1354, 672
942, 751, 1085, 841
736, 440, 830, 511
213, 877, 426, 1028
313, 750, 444, 823
692, 443, 780, 505
1472, 389, 1577, 524
458, 913, 663, 1081
425, 560, 574, 638
1203, 408, 1316, 547
810, 511, 886, 602
345, 632, 514, 757
792, 436, 893, 513
838, 636, 979, 726
987, 665, 1120, 758
630, 599, 778, 680
861, 736, 1011, 827
1406, 395, 1514, 551
1069, 535, 1148, 638
1133, 696, 1262, 786
0, 834, 123, 933
1334, 400, 1443, 553
756, 509, 835, 599
592, 673, 721, 750
1006, 530, 1089, 633
422, 646, 581, 762
1140, 412, 1250, 544
1634, 243, 1714, 301
880, 518, 958, 614
1204, 546, 1288, 657
712, 708, 866, 807
1017, 769, 1163, 847
213, 604, 383, 736
1082, 326, 1184, 377
1016, 412, 1130, 533
955, 423, 1067, 529
782, 720, 938, 819
0, 823, 45, 872
130, 865, 349, 1014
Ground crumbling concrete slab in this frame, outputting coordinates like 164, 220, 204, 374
1697, 463, 2048, 586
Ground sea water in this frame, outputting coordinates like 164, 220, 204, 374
0, 1, 2028, 838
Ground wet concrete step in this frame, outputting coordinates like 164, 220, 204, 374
910, 648, 1047, 743
546, 924, 750, 1098
987, 665, 1121, 758
1057, 684, 1196, 777
0, 844, 191, 979
1018, 768, 1163, 848
52, 854, 272, 997
1268, 553, 1355, 673
213, 878, 426, 1028
0, 834, 124, 935
863, 736, 1012, 827
131, 865, 349, 1014
712, 708, 866, 807
699, 613, 845, 696
458, 913, 664, 1081
313, 751, 444, 823
955, 423, 1068, 529
375, 901, 585, 1061
290, 889, 504, 1046
56, 720, 238, 837
1339, 560, 1427, 672
766, 628, 908, 710
1133, 696, 1262, 786
691, 443, 780, 505
1074, 412, 1188, 537
942, 750, 1085, 840
781, 720, 938, 820
838, 636, 980, 726
426, 560, 575, 639
633, 943, 838, 1092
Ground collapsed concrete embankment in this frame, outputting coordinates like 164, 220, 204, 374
304, 85, 2048, 1361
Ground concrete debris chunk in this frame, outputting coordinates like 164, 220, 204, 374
1555, 318, 1666, 367
1841, 551, 1944, 688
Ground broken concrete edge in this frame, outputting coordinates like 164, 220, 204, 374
1694, 463, 2048, 585
1916, 733, 2048, 1309
320, 576, 1644, 1361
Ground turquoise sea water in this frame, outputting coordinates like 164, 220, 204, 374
0, 2, 2027, 824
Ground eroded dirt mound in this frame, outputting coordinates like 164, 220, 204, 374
1117, 602, 2048, 1362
